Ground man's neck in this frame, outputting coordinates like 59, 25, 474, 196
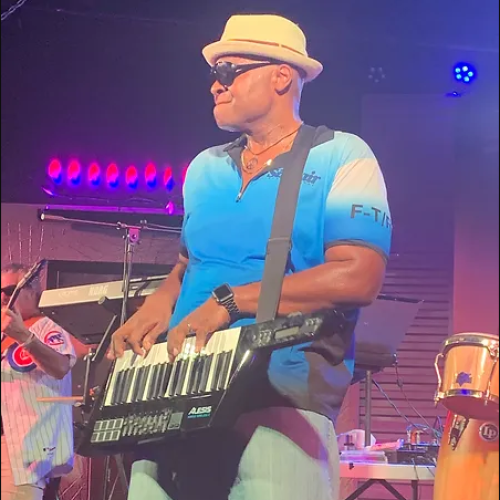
245, 114, 302, 152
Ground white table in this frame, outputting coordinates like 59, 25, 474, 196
340, 462, 436, 500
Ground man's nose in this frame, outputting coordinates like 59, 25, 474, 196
210, 80, 228, 96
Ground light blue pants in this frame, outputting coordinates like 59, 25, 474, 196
127, 407, 339, 500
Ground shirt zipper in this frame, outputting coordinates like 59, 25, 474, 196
235, 162, 277, 202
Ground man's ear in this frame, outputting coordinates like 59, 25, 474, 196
274, 64, 294, 95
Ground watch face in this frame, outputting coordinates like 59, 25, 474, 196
214, 284, 232, 302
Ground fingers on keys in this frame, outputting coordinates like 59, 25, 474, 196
108, 329, 128, 360
107, 323, 145, 360
142, 325, 165, 353
195, 331, 209, 354
167, 326, 211, 363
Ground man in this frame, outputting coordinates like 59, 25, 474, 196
1, 263, 76, 500
110, 13, 391, 500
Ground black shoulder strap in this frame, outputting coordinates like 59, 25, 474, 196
256, 125, 319, 323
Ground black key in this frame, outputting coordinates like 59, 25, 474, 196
138, 365, 152, 401
174, 358, 189, 395
218, 351, 232, 391
116, 369, 130, 405
211, 354, 224, 392
111, 370, 125, 405
167, 360, 181, 397
152, 363, 165, 399
158, 363, 172, 398
150, 363, 163, 399
130, 367, 142, 402
133, 367, 146, 402
187, 356, 201, 394
147, 364, 161, 401
192, 355, 204, 394
121, 368, 135, 404
199, 354, 213, 393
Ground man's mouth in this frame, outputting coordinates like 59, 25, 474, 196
214, 94, 232, 106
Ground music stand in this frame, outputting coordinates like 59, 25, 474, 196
353, 295, 422, 447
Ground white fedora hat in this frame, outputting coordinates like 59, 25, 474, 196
202, 14, 323, 83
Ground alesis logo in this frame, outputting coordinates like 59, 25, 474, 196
187, 406, 212, 419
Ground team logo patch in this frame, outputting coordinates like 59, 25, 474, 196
7, 343, 36, 373
43, 331, 65, 347
479, 423, 499, 442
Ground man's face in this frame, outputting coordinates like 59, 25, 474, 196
210, 56, 278, 132
1, 271, 38, 319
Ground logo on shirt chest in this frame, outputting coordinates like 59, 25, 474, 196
266, 168, 322, 186
7, 343, 36, 373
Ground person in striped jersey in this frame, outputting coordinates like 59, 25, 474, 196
1, 263, 76, 500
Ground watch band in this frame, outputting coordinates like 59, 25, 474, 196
212, 285, 241, 323
219, 295, 240, 323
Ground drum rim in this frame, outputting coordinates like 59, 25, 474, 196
442, 333, 500, 349
436, 389, 500, 405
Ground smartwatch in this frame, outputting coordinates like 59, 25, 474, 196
212, 284, 241, 323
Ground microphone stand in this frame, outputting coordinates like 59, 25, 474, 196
101, 224, 141, 500
40, 214, 178, 500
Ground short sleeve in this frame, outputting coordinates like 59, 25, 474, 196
324, 133, 392, 259
32, 318, 77, 368
179, 162, 193, 259
179, 217, 188, 259
179, 150, 208, 259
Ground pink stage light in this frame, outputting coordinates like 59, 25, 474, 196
106, 163, 120, 187
145, 163, 157, 187
67, 160, 81, 184
47, 159, 63, 183
163, 166, 175, 191
88, 162, 101, 185
126, 165, 139, 188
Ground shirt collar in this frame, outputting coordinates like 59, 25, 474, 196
223, 124, 308, 170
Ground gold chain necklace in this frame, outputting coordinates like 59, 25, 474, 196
242, 124, 302, 172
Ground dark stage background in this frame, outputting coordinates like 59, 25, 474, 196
2, 0, 498, 206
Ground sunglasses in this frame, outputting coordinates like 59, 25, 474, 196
1, 285, 17, 297
210, 61, 276, 87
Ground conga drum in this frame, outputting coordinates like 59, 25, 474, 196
434, 333, 499, 421
434, 412, 499, 500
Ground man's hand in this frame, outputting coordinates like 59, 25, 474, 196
167, 298, 230, 361
1, 308, 31, 344
107, 303, 172, 360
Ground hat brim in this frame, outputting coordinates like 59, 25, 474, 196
202, 40, 323, 83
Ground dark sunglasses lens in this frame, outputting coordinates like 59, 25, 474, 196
211, 63, 236, 87
1, 285, 16, 296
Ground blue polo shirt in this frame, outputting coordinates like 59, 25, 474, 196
170, 126, 392, 422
